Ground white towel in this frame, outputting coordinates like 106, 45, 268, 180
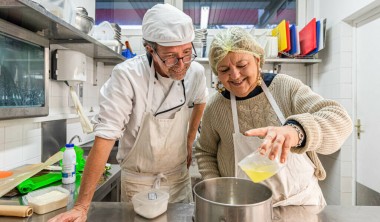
69, 86, 93, 133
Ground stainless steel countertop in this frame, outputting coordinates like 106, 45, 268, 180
1, 203, 380, 222
0, 164, 121, 212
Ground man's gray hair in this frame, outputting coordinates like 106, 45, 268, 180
143, 39, 157, 52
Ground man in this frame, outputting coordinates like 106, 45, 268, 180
49, 4, 207, 222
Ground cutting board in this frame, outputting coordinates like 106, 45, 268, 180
0, 152, 63, 197
299, 18, 317, 55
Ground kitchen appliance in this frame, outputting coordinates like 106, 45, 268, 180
51, 49, 87, 83
193, 177, 272, 222
0, 19, 49, 119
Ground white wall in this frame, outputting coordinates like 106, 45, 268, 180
0, 57, 111, 170
320, 0, 376, 27
316, 0, 380, 206
72, 0, 96, 19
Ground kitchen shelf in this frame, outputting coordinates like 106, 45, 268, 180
0, 0, 125, 64
195, 57, 321, 65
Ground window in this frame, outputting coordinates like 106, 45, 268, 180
95, 0, 297, 28
184, 0, 297, 29
95, 0, 164, 26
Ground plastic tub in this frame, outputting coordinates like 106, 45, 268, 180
131, 189, 169, 219
22, 186, 69, 214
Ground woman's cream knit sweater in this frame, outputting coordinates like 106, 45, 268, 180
195, 74, 353, 181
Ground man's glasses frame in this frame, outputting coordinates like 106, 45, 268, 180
151, 43, 198, 67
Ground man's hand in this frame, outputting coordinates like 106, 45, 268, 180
48, 204, 88, 222
187, 141, 193, 169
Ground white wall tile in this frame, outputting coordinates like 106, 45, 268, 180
0, 136, 4, 170
340, 146, 353, 162
339, 52, 353, 68
341, 161, 353, 177
342, 134, 354, 147
320, 183, 340, 205
5, 125, 23, 143
50, 81, 68, 97
3, 140, 23, 170
23, 136, 42, 161
339, 67, 352, 83
340, 36, 353, 52
339, 83, 353, 99
339, 22, 353, 38
340, 192, 353, 206
0, 127, 4, 143
341, 176, 353, 193
23, 123, 41, 139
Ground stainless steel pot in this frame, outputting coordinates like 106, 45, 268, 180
74, 7, 94, 34
193, 177, 272, 222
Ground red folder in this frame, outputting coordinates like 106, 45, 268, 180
299, 18, 317, 55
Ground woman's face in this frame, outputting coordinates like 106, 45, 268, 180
217, 52, 260, 97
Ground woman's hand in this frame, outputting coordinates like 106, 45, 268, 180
244, 126, 300, 163
48, 204, 88, 222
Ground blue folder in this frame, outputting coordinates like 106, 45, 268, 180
307, 20, 320, 55
289, 24, 298, 55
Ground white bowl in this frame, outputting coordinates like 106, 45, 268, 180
131, 189, 169, 219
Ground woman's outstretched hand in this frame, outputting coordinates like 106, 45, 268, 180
244, 126, 300, 163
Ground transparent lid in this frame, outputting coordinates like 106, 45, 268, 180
132, 189, 169, 204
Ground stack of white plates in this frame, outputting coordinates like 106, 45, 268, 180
110, 23, 121, 42
194, 29, 208, 57
90, 21, 123, 54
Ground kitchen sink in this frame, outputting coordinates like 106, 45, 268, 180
80, 140, 119, 164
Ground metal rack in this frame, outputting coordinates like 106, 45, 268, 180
0, 0, 125, 65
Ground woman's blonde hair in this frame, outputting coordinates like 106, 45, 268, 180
208, 27, 265, 75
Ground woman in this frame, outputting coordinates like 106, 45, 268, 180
195, 27, 352, 206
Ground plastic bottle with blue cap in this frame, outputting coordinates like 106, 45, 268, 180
62, 143, 76, 184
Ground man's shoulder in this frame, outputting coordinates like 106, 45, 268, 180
188, 61, 205, 75
113, 54, 149, 78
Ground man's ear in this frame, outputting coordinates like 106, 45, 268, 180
146, 45, 154, 55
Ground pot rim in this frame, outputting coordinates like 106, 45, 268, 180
193, 177, 273, 207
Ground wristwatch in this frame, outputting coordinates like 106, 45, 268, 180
285, 123, 305, 147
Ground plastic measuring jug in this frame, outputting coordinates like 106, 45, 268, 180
238, 149, 284, 183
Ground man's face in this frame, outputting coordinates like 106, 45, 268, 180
150, 43, 193, 80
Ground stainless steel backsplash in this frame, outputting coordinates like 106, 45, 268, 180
42, 119, 67, 162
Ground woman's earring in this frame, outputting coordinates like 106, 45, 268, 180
257, 68, 262, 86
215, 81, 225, 93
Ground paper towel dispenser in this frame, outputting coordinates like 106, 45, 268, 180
51, 49, 86, 82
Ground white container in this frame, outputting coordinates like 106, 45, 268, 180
52, 49, 87, 83
238, 149, 284, 183
131, 189, 169, 219
62, 143, 76, 184
22, 186, 69, 214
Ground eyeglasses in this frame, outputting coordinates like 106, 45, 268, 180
152, 44, 198, 67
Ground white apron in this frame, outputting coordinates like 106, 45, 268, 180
120, 63, 193, 203
232, 81, 325, 207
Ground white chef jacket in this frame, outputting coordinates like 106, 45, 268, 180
92, 54, 208, 163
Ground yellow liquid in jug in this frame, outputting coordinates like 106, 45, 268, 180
241, 164, 277, 183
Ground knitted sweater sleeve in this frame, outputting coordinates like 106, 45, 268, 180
194, 96, 222, 179
274, 74, 353, 155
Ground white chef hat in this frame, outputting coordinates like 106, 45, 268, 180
142, 4, 195, 46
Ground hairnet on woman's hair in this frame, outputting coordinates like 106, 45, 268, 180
208, 27, 265, 75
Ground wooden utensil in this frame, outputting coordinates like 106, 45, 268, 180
0, 152, 63, 197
